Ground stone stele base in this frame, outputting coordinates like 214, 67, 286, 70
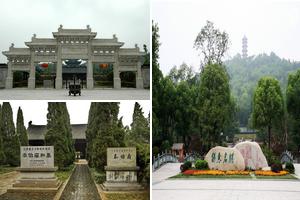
101, 166, 143, 191
7, 167, 61, 194
101, 182, 143, 191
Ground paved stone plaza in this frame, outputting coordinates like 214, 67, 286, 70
0, 89, 149, 100
153, 163, 300, 200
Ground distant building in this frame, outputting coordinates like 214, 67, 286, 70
234, 127, 257, 142
27, 122, 87, 158
242, 36, 248, 58
171, 143, 184, 162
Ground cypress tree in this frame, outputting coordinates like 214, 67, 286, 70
45, 102, 75, 169
0, 102, 20, 166
0, 104, 6, 164
16, 107, 28, 146
86, 102, 125, 171
127, 103, 150, 184
129, 102, 149, 143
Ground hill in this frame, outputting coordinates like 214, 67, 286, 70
225, 52, 300, 127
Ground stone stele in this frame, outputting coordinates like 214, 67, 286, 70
7, 146, 61, 197
234, 141, 268, 170
205, 146, 245, 171
102, 147, 143, 191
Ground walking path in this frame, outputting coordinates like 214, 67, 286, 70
294, 164, 300, 178
152, 163, 181, 185
153, 163, 300, 200
60, 163, 100, 200
0, 89, 149, 100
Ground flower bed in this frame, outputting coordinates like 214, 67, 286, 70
183, 169, 250, 176
182, 169, 289, 176
254, 170, 289, 176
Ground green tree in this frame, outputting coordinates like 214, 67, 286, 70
125, 103, 150, 184
252, 77, 284, 150
225, 52, 300, 127
86, 102, 125, 171
0, 102, 20, 166
16, 107, 28, 146
152, 21, 164, 151
0, 104, 6, 164
197, 64, 231, 149
143, 44, 150, 65
168, 63, 195, 84
286, 69, 300, 151
45, 102, 75, 169
129, 102, 149, 143
194, 21, 229, 68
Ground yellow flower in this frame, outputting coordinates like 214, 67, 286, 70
254, 170, 289, 176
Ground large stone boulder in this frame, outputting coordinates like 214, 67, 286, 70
234, 141, 268, 170
205, 146, 245, 171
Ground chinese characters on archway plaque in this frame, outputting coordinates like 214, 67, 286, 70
107, 147, 136, 168
21, 146, 54, 168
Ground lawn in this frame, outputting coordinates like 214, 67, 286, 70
55, 164, 75, 182
170, 171, 298, 180
0, 166, 16, 175
255, 174, 297, 180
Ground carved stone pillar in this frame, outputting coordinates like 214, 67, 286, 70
28, 50, 35, 89
113, 50, 121, 89
87, 60, 94, 89
5, 61, 13, 89
136, 61, 143, 89
113, 63, 121, 89
86, 40, 94, 89
55, 44, 62, 89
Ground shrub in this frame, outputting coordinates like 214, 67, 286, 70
271, 161, 282, 173
285, 162, 295, 174
195, 159, 208, 170
262, 146, 277, 165
152, 146, 159, 156
180, 164, 188, 172
180, 161, 192, 172
184, 161, 192, 169
94, 172, 106, 184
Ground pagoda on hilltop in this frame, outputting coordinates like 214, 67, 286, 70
242, 36, 248, 59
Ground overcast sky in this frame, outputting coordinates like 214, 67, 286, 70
0, 101, 150, 128
0, 0, 149, 63
153, 0, 300, 75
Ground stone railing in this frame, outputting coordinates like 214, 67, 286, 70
152, 153, 178, 171
281, 150, 294, 163
184, 152, 203, 163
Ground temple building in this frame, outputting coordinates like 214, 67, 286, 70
242, 36, 248, 58
27, 122, 87, 158
1, 25, 148, 89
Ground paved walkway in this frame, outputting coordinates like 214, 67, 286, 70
294, 164, 300, 178
152, 163, 181, 185
153, 163, 300, 200
0, 89, 149, 100
60, 164, 100, 200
